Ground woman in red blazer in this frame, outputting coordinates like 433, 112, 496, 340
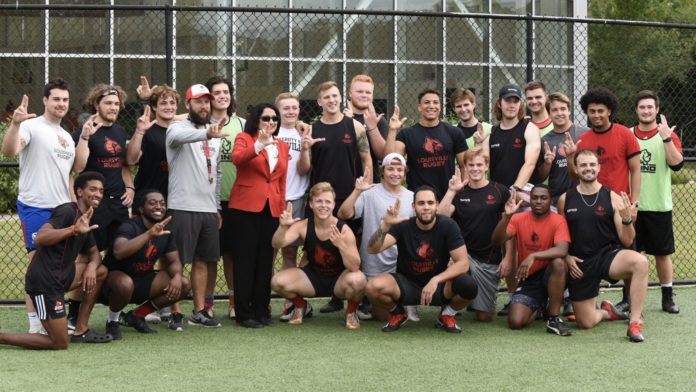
228, 103, 289, 328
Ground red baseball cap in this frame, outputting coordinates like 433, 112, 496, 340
185, 84, 214, 101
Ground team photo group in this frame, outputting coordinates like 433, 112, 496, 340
0, 69, 684, 349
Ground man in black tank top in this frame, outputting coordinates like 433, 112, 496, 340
271, 182, 367, 329
558, 150, 649, 342
365, 186, 478, 334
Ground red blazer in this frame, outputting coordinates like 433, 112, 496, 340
229, 132, 288, 217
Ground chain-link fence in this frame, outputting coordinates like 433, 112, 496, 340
0, 4, 695, 301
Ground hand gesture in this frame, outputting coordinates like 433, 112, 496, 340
515, 255, 534, 282
164, 274, 182, 301
382, 199, 409, 227
343, 100, 354, 118
80, 114, 103, 139
147, 215, 172, 237
496, 256, 512, 278
74, 207, 99, 234
355, 166, 376, 192
328, 224, 347, 249
389, 105, 408, 130
448, 166, 468, 192
363, 103, 383, 132
295, 120, 310, 136
136, 105, 156, 134
562, 132, 580, 156
206, 121, 230, 139
11, 95, 36, 125
420, 278, 438, 305
618, 191, 637, 222
473, 123, 489, 145
300, 125, 324, 150
136, 75, 157, 101
121, 187, 134, 208
543, 141, 557, 163
566, 255, 584, 279
279, 202, 300, 227
504, 189, 523, 217
258, 120, 276, 146
658, 114, 676, 140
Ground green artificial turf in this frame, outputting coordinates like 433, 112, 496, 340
1, 287, 695, 392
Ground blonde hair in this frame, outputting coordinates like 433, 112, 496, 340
463, 146, 489, 164
309, 182, 336, 201
275, 92, 300, 107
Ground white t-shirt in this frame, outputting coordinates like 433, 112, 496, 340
18, 116, 75, 208
276, 126, 309, 201
354, 184, 414, 278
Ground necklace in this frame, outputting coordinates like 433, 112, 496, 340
579, 191, 600, 207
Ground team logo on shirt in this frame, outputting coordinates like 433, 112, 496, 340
595, 205, 607, 217
531, 231, 539, 243
57, 134, 69, 149
513, 138, 524, 148
314, 245, 337, 268
104, 136, 122, 156
486, 194, 496, 205
640, 149, 656, 173
145, 242, 158, 260
410, 240, 438, 273
423, 137, 444, 154
342, 131, 353, 144
558, 144, 567, 157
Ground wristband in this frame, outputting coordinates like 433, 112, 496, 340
71, 225, 77, 237
621, 219, 633, 225
126, 186, 135, 191
367, 127, 377, 133
662, 136, 672, 143
80, 135, 89, 141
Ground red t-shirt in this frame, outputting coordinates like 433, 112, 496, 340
507, 211, 570, 276
632, 126, 683, 153
577, 123, 640, 195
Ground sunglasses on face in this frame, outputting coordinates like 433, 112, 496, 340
260, 115, 279, 122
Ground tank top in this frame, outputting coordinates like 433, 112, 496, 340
632, 127, 672, 212
489, 119, 528, 187
310, 116, 359, 201
304, 215, 347, 277
564, 186, 619, 259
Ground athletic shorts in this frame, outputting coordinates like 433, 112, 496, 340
511, 269, 548, 311
90, 195, 129, 251
219, 201, 235, 254
28, 292, 66, 320
567, 246, 620, 302
130, 272, 158, 304
168, 209, 220, 264
467, 255, 500, 313
301, 266, 340, 298
636, 210, 675, 256
391, 272, 447, 307
17, 200, 53, 251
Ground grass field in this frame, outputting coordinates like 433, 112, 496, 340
1, 287, 695, 391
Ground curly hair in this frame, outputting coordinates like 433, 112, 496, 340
579, 87, 617, 114
84, 84, 127, 112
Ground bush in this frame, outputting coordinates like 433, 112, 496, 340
0, 121, 20, 213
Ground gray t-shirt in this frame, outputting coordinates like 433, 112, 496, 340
166, 119, 221, 213
353, 184, 414, 278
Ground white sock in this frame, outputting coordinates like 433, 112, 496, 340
28, 312, 41, 328
661, 283, 673, 288
563, 288, 570, 299
108, 310, 121, 322
441, 305, 457, 316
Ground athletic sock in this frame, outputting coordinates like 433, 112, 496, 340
28, 312, 41, 329
621, 285, 629, 303
68, 299, 81, 320
108, 310, 121, 322
661, 285, 673, 300
441, 305, 457, 316
134, 301, 157, 318
346, 300, 359, 314
290, 296, 306, 309
389, 304, 404, 314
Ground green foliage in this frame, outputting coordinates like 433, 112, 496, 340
0, 121, 19, 213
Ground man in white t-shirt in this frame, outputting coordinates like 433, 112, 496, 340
1, 79, 77, 334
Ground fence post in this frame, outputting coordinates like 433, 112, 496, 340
526, 12, 533, 82
165, 4, 174, 86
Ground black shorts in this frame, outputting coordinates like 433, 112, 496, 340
28, 292, 66, 320
91, 196, 129, 251
219, 201, 235, 254
511, 269, 548, 310
301, 267, 340, 298
636, 211, 675, 256
567, 246, 620, 302
391, 272, 447, 306
130, 272, 158, 304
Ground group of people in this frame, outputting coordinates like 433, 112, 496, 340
0, 73, 683, 349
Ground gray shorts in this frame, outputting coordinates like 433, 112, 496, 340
287, 196, 306, 247
168, 209, 220, 264
468, 255, 500, 314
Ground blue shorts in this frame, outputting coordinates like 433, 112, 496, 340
17, 200, 54, 251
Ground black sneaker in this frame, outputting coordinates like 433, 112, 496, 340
382, 307, 408, 332
497, 301, 511, 316
546, 316, 572, 336
319, 296, 344, 313
614, 299, 630, 314
105, 320, 122, 340
562, 298, 574, 317
124, 311, 158, 334
168, 312, 184, 332
188, 310, 222, 328
662, 295, 680, 314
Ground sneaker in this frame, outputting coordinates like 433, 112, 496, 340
158, 306, 172, 320
124, 311, 158, 334
279, 301, 295, 322
319, 296, 344, 313
627, 320, 644, 342
357, 304, 373, 320
345, 311, 360, 329
105, 320, 123, 340
497, 301, 511, 316
435, 314, 462, 334
67, 316, 76, 335
601, 300, 629, 321
406, 305, 420, 322
662, 295, 680, 314
382, 308, 408, 332
614, 298, 630, 314
188, 310, 222, 328
144, 312, 162, 324
546, 316, 572, 336
168, 312, 184, 332
228, 295, 236, 319
29, 325, 48, 335
288, 303, 313, 325
562, 298, 574, 317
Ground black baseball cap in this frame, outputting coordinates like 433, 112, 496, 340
499, 84, 522, 99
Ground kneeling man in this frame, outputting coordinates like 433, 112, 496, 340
271, 182, 366, 329
366, 186, 478, 333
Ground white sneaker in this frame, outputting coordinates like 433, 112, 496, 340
357, 306, 373, 320
159, 306, 172, 320
406, 305, 420, 322
144, 312, 162, 324
29, 325, 48, 335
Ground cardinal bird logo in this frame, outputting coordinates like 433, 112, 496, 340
417, 240, 434, 260
145, 242, 158, 260
57, 134, 69, 149
104, 136, 122, 155
314, 245, 336, 267
423, 137, 444, 154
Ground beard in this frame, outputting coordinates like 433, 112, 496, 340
189, 108, 209, 126
416, 213, 435, 226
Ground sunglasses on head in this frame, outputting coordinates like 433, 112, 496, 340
260, 115, 279, 122
100, 90, 118, 97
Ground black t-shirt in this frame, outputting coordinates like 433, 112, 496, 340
310, 117, 359, 201
25, 203, 96, 293
489, 119, 528, 187
452, 182, 509, 264
564, 186, 619, 259
457, 123, 478, 140
353, 113, 389, 184
303, 216, 346, 277
388, 215, 465, 287
73, 123, 128, 197
103, 216, 177, 275
396, 122, 468, 199
133, 124, 168, 212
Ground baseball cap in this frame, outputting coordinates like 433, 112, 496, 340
381, 152, 407, 167
185, 84, 214, 101
499, 84, 522, 100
